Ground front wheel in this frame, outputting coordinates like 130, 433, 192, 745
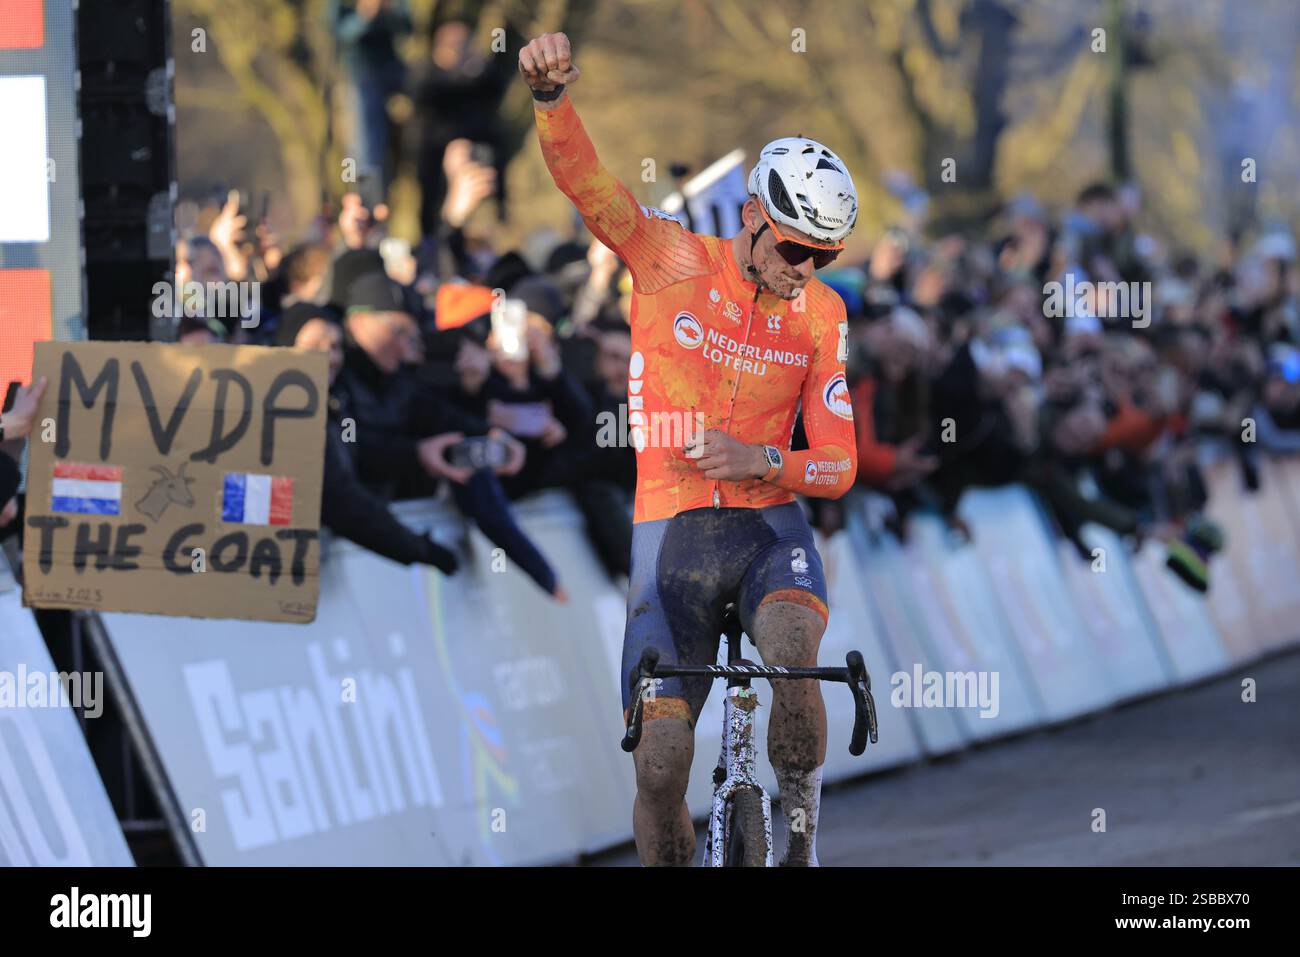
723, 788, 769, 867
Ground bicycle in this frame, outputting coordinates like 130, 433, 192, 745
621, 604, 879, 866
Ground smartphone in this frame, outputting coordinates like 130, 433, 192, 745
448, 435, 510, 471
491, 297, 528, 361
354, 169, 384, 210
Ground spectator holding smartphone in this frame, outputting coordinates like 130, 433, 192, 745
335, 271, 565, 599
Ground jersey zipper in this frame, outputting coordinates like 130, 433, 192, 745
713, 282, 764, 508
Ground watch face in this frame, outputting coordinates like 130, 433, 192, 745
765, 446, 782, 470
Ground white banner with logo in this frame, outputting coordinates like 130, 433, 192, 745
88, 468, 1300, 863
0, 551, 133, 866
957, 487, 1119, 722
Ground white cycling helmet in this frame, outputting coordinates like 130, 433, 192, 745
748, 137, 858, 247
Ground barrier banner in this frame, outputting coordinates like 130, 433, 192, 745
850, 506, 966, 756
901, 513, 1043, 740
101, 495, 633, 865
1129, 541, 1227, 682
957, 487, 1116, 722
814, 528, 923, 776
24, 341, 328, 622
1204, 454, 1300, 657
420, 494, 637, 858
0, 550, 133, 866
88, 472, 1298, 865
1057, 524, 1173, 701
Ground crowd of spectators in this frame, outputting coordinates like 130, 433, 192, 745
10, 6, 1298, 605
165, 125, 636, 600
830, 183, 1300, 592
153, 147, 1300, 601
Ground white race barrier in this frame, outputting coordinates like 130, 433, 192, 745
957, 487, 1120, 722
1128, 541, 1229, 683
1057, 524, 1174, 701
878, 510, 1044, 740
850, 508, 967, 757
88, 464, 1300, 864
1204, 455, 1300, 659
102, 493, 635, 866
0, 551, 134, 866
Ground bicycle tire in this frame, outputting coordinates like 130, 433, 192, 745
723, 788, 768, 867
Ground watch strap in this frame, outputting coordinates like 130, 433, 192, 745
531, 84, 566, 102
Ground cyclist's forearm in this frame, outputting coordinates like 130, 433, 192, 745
534, 96, 641, 253
766, 444, 857, 498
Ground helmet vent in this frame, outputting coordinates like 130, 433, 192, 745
766, 169, 799, 219
816, 158, 842, 173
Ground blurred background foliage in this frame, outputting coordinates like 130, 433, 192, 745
175, 0, 1300, 254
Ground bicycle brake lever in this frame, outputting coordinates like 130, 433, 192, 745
621, 648, 661, 753
845, 651, 879, 755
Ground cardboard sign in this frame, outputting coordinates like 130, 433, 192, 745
22, 341, 328, 622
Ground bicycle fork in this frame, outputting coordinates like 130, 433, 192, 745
704, 679, 774, 866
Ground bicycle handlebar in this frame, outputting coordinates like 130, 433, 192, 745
621, 647, 879, 755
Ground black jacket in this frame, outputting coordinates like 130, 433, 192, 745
450, 365, 595, 495
333, 344, 488, 500
320, 414, 456, 572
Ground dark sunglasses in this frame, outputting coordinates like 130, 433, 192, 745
774, 240, 840, 269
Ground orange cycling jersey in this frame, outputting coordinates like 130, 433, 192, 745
536, 98, 857, 523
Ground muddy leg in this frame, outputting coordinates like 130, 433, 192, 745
631, 715, 696, 866
749, 600, 827, 866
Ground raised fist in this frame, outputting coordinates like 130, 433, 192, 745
518, 31, 580, 92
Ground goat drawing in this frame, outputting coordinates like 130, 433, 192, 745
136, 462, 196, 522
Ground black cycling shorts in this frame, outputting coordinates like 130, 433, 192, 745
621, 502, 828, 723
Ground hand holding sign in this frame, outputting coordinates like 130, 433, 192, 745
0, 375, 48, 441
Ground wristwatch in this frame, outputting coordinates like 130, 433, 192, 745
531, 84, 565, 102
759, 445, 783, 481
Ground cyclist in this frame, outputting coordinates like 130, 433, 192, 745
520, 31, 858, 866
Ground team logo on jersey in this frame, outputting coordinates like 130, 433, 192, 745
724, 301, 743, 323
767, 314, 783, 333
804, 461, 818, 484
673, 312, 704, 349
709, 288, 721, 304
822, 372, 853, 420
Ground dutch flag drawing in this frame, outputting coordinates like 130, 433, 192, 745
221, 472, 294, 526
51, 462, 123, 515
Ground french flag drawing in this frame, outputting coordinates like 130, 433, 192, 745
51, 462, 123, 515
221, 472, 294, 525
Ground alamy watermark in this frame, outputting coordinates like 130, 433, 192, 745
596, 405, 706, 452
151, 280, 261, 328
890, 664, 1000, 718
0, 666, 104, 718
1043, 273, 1151, 329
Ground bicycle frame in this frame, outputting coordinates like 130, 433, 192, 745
621, 606, 879, 867
703, 640, 774, 866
